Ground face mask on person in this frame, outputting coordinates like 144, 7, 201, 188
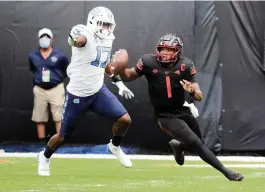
39, 36, 51, 48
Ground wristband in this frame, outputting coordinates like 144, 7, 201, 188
111, 75, 122, 83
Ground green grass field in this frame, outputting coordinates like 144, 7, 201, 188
0, 157, 264, 192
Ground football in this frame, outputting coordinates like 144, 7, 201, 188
110, 49, 128, 75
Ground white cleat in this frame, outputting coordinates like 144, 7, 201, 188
37, 151, 50, 176
107, 140, 132, 168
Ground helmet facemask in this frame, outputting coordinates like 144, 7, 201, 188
95, 18, 116, 39
156, 33, 183, 66
156, 46, 181, 63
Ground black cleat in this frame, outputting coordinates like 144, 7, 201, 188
169, 139, 185, 166
224, 169, 244, 181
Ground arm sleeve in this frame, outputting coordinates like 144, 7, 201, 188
134, 58, 145, 76
184, 60, 196, 82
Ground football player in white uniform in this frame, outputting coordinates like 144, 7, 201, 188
37, 6, 134, 176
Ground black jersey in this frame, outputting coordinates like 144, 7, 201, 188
135, 54, 196, 115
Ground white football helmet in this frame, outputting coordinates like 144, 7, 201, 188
87, 6, 116, 39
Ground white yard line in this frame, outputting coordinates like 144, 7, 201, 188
0, 152, 265, 162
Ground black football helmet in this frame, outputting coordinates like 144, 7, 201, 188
156, 33, 183, 63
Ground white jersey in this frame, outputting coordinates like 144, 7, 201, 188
66, 25, 115, 97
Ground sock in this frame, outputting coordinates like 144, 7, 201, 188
44, 146, 55, 159
112, 136, 123, 147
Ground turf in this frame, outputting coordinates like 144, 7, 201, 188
0, 158, 264, 192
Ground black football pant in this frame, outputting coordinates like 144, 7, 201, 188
157, 114, 227, 174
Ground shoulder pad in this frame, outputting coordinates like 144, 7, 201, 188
180, 57, 193, 65
181, 57, 196, 75
142, 54, 157, 66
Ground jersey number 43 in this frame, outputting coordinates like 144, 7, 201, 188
91, 46, 111, 68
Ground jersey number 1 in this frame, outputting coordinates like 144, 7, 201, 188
166, 75, 172, 98
91, 46, 111, 68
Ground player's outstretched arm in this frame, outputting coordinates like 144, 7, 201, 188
119, 67, 140, 82
69, 35, 87, 47
119, 58, 145, 82
105, 65, 135, 99
68, 24, 88, 48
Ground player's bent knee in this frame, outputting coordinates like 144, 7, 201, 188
118, 113, 131, 126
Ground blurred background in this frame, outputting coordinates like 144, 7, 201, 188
0, 1, 264, 156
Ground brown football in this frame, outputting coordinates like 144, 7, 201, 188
110, 49, 128, 75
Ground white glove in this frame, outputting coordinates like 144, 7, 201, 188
114, 81, 134, 99
68, 24, 88, 46
183, 101, 199, 118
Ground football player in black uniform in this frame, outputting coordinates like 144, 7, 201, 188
115, 33, 244, 181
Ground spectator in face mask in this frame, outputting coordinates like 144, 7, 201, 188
29, 28, 69, 143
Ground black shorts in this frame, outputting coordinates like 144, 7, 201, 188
156, 107, 203, 144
